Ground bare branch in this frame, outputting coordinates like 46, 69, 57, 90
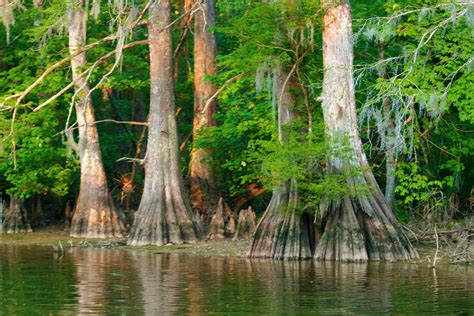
32, 40, 148, 112
93, 119, 148, 126
201, 72, 251, 113
116, 157, 145, 164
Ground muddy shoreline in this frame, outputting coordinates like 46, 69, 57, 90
0, 224, 469, 265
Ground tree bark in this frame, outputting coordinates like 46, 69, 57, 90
384, 97, 397, 209
68, 1, 126, 238
3, 196, 32, 233
249, 65, 314, 260
314, 0, 418, 261
206, 197, 226, 240
127, 0, 202, 246
377, 45, 397, 209
30, 195, 44, 228
233, 206, 256, 241
189, 0, 218, 221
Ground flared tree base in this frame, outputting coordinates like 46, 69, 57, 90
70, 193, 126, 239
314, 194, 418, 262
249, 185, 314, 260
3, 197, 33, 234
127, 197, 202, 246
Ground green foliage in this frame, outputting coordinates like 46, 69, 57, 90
355, 0, 474, 220
395, 162, 444, 206
0, 0, 472, 225
195, 76, 273, 198
198, 0, 323, 202
0, 109, 78, 198
251, 125, 367, 214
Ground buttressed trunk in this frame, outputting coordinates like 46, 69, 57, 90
127, 0, 202, 246
249, 65, 314, 260
3, 196, 32, 233
68, 1, 125, 238
315, 0, 417, 261
190, 0, 218, 220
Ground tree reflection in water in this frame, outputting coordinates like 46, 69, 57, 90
70, 248, 143, 315
1, 245, 472, 314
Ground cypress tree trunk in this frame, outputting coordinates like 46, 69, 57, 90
0, 197, 3, 233
127, 0, 202, 246
314, 0, 418, 261
3, 196, 32, 233
30, 195, 44, 228
249, 66, 314, 260
233, 206, 256, 241
384, 97, 397, 209
68, 1, 126, 238
189, 0, 218, 221
206, 197, 226, 240
377, 45, 397, 209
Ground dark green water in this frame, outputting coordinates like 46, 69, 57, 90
1, 245, 473, 315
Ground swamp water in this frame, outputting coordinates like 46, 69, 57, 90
0, 245, 473, 315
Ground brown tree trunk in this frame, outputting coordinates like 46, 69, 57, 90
30, 195, 44, 228
123, 91, 147, 212
377, 45, 397, 209
206, 197, 226, 240
127, 0, 202, 246
249, 66, 314, 260
233, 206, 256, 241
64, 200, 72, 230
189, 0, 218, 221
384, 97, 397, 209
314, 0, 418, 261
3, 196, 32, 233
68, 1, 126, 238
0, 197, 3, 233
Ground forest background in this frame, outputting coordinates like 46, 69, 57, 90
0, 0, 472, 256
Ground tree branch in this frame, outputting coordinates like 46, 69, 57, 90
94, 119, 148, 126
32, 40, 148, 112
201, 72, 251, 114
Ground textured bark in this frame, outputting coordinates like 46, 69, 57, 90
189, 0, 218, 220
124, 91, 147, 212
3, 196, 32, 233
225, 216, 236, 238
314, 1, 418, 261
127, 0, 202, 246
68, 0, 126, 238
233, 206, 256, 241
384, 97, 397, 209
377, 46, 397, 209
206, 197, 226, 240
249, 66, 314, 260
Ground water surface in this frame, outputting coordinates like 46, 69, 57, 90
1, 245, 473, 314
